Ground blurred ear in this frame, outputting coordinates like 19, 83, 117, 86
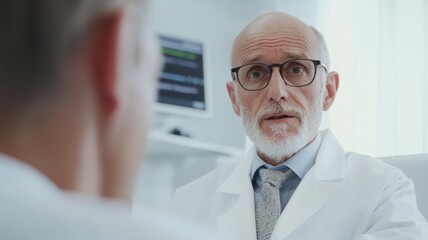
226, 81, 241, 116
90, 10, 124, 115
323, 71, 339, 111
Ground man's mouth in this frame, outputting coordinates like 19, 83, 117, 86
265, 113, 295, 120
267, 114, 291, 120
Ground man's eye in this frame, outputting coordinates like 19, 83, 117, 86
249, 71, 262, 78
290, 66, 304, 74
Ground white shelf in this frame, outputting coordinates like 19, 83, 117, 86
147, 130, 244, 159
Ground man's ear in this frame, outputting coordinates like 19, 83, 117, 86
226, 81, 241, 116
90, 10, 124, 115
323, 71, 339, 111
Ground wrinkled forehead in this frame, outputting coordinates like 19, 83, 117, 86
231, 14, 319, 67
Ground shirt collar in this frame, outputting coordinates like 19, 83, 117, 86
250, 133, 322, 180
0, 153, 61, 197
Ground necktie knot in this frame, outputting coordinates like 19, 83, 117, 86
259, 168, 294, 189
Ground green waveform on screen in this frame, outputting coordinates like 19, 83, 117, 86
162, 47, 197, 61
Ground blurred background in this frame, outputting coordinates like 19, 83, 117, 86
133, 0, 428, 212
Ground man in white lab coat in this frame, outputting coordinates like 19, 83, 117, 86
0, 1, 215, 239
172, 12, 428, 239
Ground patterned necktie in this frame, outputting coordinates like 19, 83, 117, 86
255, 168, 294, 240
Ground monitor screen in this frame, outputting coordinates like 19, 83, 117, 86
156, 35, 207, 116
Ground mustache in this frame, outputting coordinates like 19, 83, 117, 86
257, 102, 304, 121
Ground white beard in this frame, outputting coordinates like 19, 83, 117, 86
238, 96, 323, 165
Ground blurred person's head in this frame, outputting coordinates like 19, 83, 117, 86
0, 0, 160, 201
226, 12, 339, 166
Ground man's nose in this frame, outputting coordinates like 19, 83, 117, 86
266, 68, 289, 102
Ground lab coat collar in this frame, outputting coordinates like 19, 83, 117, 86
272, 129, 346, 239
218, 129, 344, 194
218, 147, 253, 194
216, 145, 257, 240
311, 129, 346, 181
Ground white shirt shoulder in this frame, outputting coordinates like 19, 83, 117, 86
0, 154, 218, 240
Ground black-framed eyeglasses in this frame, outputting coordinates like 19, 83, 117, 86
231, 59, 328, 91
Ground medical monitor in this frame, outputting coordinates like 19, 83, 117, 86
156, 35, 209, 117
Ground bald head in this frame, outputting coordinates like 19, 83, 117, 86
226, 12, 339, 165
231, 12, 330, 69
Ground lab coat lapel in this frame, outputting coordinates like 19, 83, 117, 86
272, 130, 346, 239
216, 148, 257, 240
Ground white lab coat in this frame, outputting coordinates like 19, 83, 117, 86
172, 129, 428, 240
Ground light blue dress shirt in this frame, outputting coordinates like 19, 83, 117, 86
251, 133, 322, 212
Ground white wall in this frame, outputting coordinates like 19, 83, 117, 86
277, 0, 428, 157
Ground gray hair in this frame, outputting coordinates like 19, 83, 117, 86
310, 26, 330, 70
0, 0, 145, 117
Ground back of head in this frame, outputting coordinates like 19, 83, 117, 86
0, 0, 160, 200
0, 0, 143, 118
